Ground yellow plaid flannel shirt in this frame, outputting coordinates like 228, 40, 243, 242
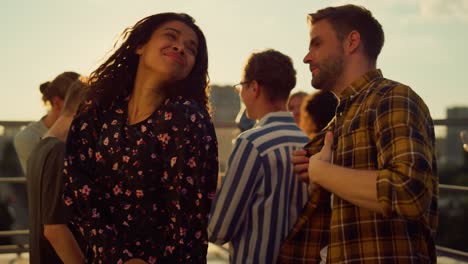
279, 70, 438, 263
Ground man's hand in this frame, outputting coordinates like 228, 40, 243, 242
292, 149, 310, 183
308, 131, 334, 184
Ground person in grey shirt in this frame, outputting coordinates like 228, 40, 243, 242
14, 71, 79, 173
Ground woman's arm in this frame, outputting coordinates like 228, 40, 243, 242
44, 224, 84, 264
62, 101, 110, 248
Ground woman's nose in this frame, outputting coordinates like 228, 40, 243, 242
172, 43, 184, 55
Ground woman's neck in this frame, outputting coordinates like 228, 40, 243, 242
127, 75, 167, 125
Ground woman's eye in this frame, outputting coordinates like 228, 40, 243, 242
187, 47, 197, 56
166, 33, 176, 40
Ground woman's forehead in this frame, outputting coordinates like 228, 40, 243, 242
157, 20, 198, 45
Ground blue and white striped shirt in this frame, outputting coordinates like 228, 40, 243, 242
208, 112, 309, 264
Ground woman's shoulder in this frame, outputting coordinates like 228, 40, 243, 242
163, 96, 210, 120
159, 97, 215, 133
77, 99, 98, 114
73, 99, 104, 125
76, 96, 125, 119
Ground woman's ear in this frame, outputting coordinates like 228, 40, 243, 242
136, 45, 144, 55
50, 96, 64, 112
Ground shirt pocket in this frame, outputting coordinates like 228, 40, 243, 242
335, 127, 378, 169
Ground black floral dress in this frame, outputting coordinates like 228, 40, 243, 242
63, 96, 218, 263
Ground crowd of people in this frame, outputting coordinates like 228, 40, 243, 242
14, 4, 438, 264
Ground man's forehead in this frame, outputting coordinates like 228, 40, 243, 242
309, 20, 333, 38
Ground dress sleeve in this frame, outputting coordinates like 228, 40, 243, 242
157, 102, 218, 262
375, 85, 436, 220
62, 101, 110, 247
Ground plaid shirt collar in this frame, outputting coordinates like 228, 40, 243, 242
339, 69, 383, 101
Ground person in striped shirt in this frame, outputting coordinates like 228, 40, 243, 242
280, 4, 438, 263
208, 49, 309, 263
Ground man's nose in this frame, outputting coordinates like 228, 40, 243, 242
303, 52, 312, 64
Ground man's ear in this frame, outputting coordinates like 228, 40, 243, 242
250, 80, 261, 98
345, 30, 361, 54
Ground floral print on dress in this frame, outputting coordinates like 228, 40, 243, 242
63, 96, 218, 263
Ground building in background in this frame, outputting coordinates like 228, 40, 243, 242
211, 85, 240, 125
210, 85, 242, 173
445, 107, 468, 166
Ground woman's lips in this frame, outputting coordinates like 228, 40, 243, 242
165, 52, 184, 66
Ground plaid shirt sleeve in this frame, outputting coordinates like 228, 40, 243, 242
375, 84, 437, 220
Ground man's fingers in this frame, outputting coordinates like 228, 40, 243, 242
324, 131, 334, 148
292, 155, 310, 165
292, 149, 308, 159
293, 149, 308, 155
319, 131, 334, 161
293, 163, 309, 174
297, 171, 310, 183
292, 148, 310, 165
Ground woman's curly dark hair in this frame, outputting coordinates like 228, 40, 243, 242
86, 13, 210, 111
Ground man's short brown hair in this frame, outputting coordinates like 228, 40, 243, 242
244, 49, 296, 102
308, 4, 384, 62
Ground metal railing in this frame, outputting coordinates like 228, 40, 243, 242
436, 184, 468, 262
0, 176, 28, 256
439, 184, 468, 192
0, 177, 26, 184
0, 244, 29, 255
437, 245, 468, 262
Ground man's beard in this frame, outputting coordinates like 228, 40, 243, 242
311, 51, 344, 91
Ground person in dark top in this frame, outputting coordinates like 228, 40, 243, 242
299, 90, 337, 139
62, 13, 218, 263
27, 79, 86, 264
